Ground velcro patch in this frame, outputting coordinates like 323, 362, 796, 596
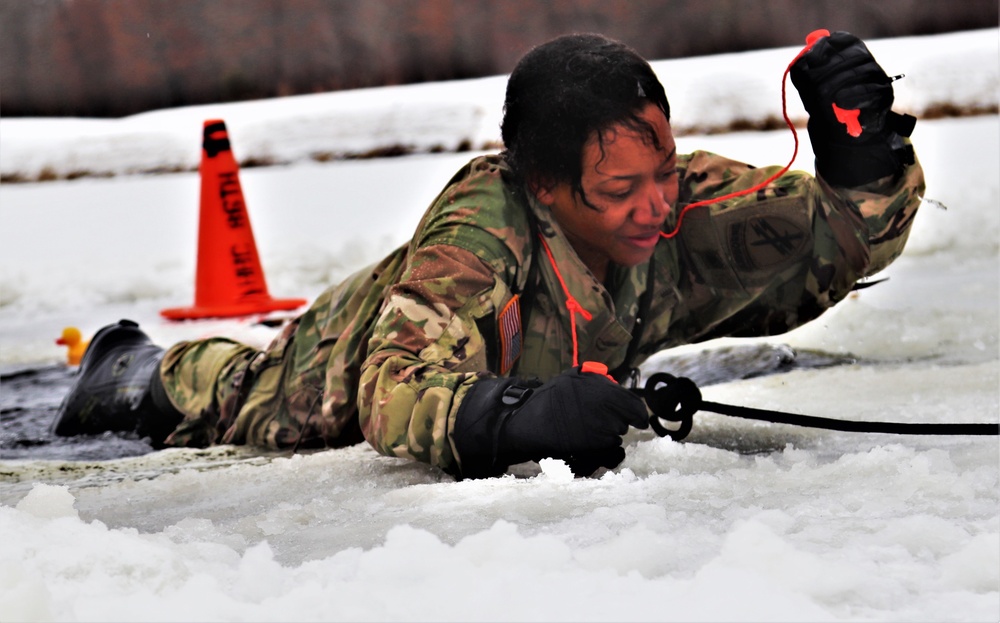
730, 215, 807, 271
498, 294, 522, 375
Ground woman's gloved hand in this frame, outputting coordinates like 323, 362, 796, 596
453, 364, 649, 479
790, 30, 916, 187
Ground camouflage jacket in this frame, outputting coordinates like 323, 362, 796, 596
259, 149, 924, 474
356, 149, 924, 473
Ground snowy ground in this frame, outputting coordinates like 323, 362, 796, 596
0, 29, 998, 622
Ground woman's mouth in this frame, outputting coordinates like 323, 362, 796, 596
624, 231, 661, 249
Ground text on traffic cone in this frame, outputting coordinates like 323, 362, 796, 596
161, 119, 307, 320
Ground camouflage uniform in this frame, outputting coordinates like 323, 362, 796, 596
159, 148, 925, 475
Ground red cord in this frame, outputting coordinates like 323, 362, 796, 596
538, 233, 593, 366
660, 29, 829, 240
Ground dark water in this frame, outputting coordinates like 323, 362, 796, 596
0, 343, 855, 462
0, 364, 155, 461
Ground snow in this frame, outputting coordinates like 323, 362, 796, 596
1, 29, 998, 622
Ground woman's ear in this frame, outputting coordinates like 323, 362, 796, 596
530, 179, 556, 206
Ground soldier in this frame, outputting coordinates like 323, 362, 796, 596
52, 31, 924, 479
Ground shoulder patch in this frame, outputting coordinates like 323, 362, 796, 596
679, 195, 814, 293
498, 294, 522, 375
729, 215, 808, 272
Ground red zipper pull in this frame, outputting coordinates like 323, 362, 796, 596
580, 361, 617, 383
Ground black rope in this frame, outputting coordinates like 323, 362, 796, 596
638, 372, 999, 441
703, 400, 999, 436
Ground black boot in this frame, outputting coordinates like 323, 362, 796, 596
51, 319, 183, 447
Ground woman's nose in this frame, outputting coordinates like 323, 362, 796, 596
634, 185, 670, 224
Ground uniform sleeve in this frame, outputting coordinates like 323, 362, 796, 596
827, 148, 925, 276
652, 145, 925, 346
357, 243, 509, 473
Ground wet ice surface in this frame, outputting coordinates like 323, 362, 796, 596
0, 342, 855, 462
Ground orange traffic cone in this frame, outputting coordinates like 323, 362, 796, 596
161, 119, 307, 320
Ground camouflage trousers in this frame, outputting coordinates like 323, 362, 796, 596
153, 251, 404, 451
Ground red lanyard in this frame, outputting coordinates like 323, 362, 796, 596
538, 233, 593, 367
660, 29, 830, 239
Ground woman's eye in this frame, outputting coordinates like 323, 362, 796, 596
656, 169, 677, 182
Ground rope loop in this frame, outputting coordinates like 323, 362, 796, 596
643, 372, 700, 440
638, 371, 1000, 439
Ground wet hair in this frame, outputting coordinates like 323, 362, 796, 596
501, 33, 670, 204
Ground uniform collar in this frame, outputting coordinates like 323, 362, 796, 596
525, 192, 650, 365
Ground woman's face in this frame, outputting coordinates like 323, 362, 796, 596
535, 102, 678, 283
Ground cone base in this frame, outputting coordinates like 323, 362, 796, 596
160, 297, 307, 321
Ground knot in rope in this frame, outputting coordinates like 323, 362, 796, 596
565, 298, 593, 321
643, 372, 701, 440
538, 233, 595, 366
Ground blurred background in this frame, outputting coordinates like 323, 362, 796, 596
2, 0, 998, 118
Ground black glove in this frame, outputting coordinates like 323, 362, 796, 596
453, 366, 650, 479
790, 30, 916, 187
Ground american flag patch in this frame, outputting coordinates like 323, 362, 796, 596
498, 294, 522, 375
